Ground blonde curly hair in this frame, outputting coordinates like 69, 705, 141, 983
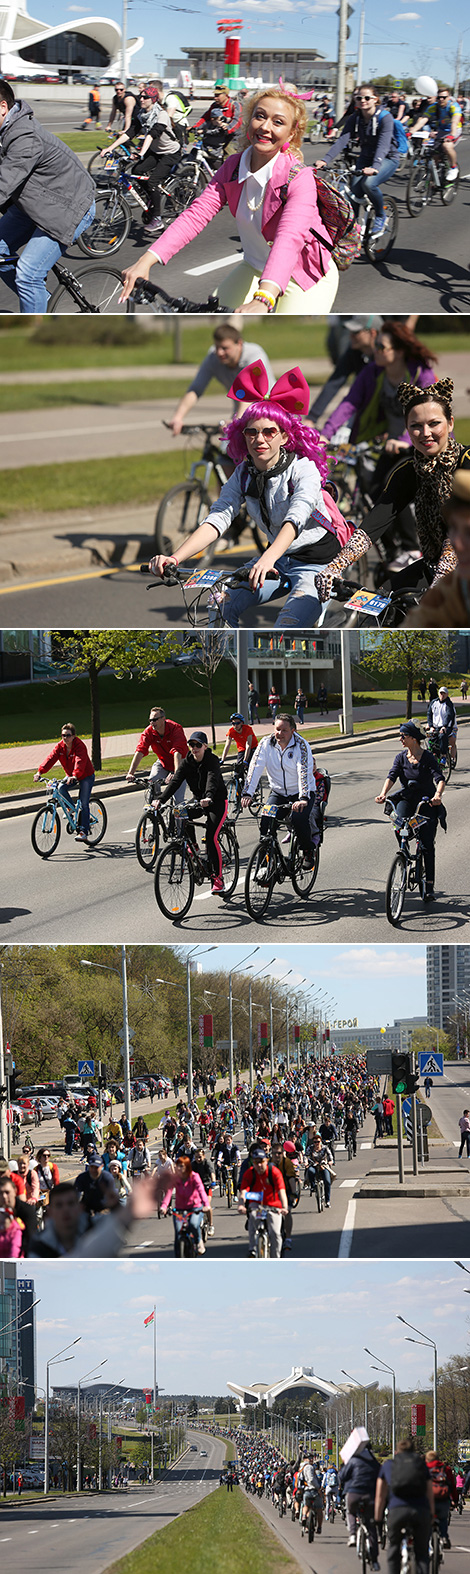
239, 88, 307, 161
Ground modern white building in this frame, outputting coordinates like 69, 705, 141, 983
330, 1018, 427, 1054
427, 946, 470, 1031
227, 1365, 342, 1411
0, 2, 142, 78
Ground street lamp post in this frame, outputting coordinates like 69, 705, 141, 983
246, 957, 275, 1087
228, 949, 259, 1091
45, 1339, 81, 1497
364, 1347, 397, 1456
77, 1362, 107, 1493
397, 1315, 438, 1451
342, 1371, 377, 1431
154, 945, 217, 1099
80, 949, 133, 1125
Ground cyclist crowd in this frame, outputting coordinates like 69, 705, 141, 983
201, 1418, 470, 1571
0, 1055, 379, 1259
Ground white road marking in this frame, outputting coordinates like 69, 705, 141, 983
28, 1529, 39, 1534
360, 1141, 372, 1149
0, 1537, 12, 1541
0, 419, 161, 447
185, 252, 242, 276
340, 1178, 357, 1187
338, 1198, 356, 1258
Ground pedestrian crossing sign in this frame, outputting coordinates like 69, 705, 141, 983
418, 1052, 444, 1077
78, 1059, 95, 1077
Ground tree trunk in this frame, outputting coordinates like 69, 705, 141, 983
89, 659, 102, 770
208, 669, 216, 748
406, 655, 414, 719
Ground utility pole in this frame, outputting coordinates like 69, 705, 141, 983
336, 0, 348, 120
340, 631, 354, 735
356, 1, 365, 84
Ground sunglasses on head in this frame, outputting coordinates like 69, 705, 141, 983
245, 426, 279, 439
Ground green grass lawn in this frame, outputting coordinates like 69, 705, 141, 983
102, 1482, 302, 1574
0, 379, 193, 413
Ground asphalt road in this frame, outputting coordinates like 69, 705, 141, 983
1, 120, 470, 314
3, 732, 468, 946
245, 1478, 470, 1574
0, 1431, 225, 1574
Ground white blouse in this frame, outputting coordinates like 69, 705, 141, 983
235, 146, 280, 272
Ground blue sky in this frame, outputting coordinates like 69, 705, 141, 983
32, 1260, 470, 1397
37, 0, 470, 85
187, 944, 427, 1028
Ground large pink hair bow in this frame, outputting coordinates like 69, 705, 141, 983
228, 359, 310, 417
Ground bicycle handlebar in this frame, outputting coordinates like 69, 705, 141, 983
129, 278, 229, 313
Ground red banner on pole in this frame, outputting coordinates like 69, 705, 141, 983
199, 1014, 213, 1048
257, 1022, 268, 1047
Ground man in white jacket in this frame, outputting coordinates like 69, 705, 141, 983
242, 713, 322, 866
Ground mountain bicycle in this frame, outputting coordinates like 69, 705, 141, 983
130, 778, 178, 872
244, 1192, 272, 1257
226, 759, 264, 821
31, 778, 107, 858
244, 803, 320, 920
424, 726, 457, 784
154, 422, 265, 564
87, 137, 145, 177
406, 138, 460, 215
83, 162, 194, 256
154, 802, 240, 920
356, 1498, 376, 1574
317, 157, 399, 262
383, 797, 434, 926
0, 252, 129, 314
326, 575, 425, 628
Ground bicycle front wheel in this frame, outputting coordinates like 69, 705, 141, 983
226, 776, 241, 821
316, 1179, 324, 1213
84, 798, 107, 847
154, 480, 212, 558
219, 824, 240, 899
49, 265, 131, 315
160, 168, 207, 223
77, 190, 131, 256
364, 196, 398, 262
291, 837, 320, 898
154, 841, 195, 920
431, 1528, 441, 1574
256, 1229, 269, 1258
136, 809, 159, 870
248, 778, 265, 816
406, 163, 430, 215
245, 838, 276, 919
441, 752, 452, 785
31, 806, 61, 858
386, 852, 407, 925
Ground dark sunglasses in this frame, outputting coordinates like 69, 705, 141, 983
245, 426, 279, 439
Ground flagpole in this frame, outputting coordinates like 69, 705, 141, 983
153, 1305, 157, 1408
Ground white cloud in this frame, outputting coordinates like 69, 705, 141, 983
389, 11, 421, 16
208, 0, 298, 9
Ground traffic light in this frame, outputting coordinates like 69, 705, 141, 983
98, 1074, 106, 1090
391, 1053, 418, 1095
7, 1069, 22, 1102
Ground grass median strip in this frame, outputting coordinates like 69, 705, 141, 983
0, 451, 201, 518
0, 380, 193, 413
102, 1483, 303, 1574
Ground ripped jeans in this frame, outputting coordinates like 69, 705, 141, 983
209, 553, 323, 628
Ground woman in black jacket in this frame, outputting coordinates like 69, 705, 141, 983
158, 730, 228, 894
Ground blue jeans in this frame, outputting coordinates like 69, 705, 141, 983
173, 1208, 203, 1254
0, 200, 96, 312
211, 553, 323, 628
350, 156, 400, 217
60, 774, 95, 835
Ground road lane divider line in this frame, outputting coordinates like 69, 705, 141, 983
340, 1178, 357, 1187
185, 253, 242, 276
338, 1198, 356, 1257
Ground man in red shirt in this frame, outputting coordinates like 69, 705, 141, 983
221, 713, 258, 772
126, 707, 188, 802
239, 1145, 287, 1258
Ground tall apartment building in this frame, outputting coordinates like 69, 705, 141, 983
427, 946, 470, 1030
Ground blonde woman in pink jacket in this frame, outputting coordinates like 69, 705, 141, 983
120, 88, 339, 315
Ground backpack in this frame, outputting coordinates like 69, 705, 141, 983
279, 164, 361, 272
391, 116, 409, 155
390, 1452, 428, 1501
428, 1462, 450, 1501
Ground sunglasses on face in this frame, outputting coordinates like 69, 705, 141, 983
245, 426, 279, 440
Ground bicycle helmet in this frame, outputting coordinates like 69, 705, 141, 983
229, 713, 245, 724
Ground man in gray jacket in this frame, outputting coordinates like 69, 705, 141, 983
0, 80, 95, 312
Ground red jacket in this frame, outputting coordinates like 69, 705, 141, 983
38, 737, 94, 780
136, 719, 188, 772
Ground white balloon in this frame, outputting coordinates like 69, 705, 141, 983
414, 75, 438, 97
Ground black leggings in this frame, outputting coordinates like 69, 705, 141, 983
391, 787, 438, 885
188, 801, 228, 880
132, 150, 178, 216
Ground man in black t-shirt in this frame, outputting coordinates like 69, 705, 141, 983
375, 1440, 433, 1574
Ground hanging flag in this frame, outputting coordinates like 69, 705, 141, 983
199, 1014, 213, 1049
144, 1312, 155, 1327
257, 1022, 268, 1048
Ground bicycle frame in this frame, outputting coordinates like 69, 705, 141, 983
42, 778, 81, 832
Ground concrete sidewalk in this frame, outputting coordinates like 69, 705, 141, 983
0, 702, 430, 775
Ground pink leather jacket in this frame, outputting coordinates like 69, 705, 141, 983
152, 150, 333, 294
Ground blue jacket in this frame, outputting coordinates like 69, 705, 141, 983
324, 108, 397, 173
339, 1446, 381, 1496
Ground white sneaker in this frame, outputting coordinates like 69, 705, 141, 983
208, 1225, 215, 1237
197, 1240, 206, 1255
446, 167, 458, 181
348, 1536, 356, 1547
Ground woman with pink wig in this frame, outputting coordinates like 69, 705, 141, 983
148, 361, 370, 627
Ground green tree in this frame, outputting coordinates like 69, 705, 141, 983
50, 631, 184, 769
361, 632, 455, 718
178, 634, 235, 746
410, 1026, 453, 1060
